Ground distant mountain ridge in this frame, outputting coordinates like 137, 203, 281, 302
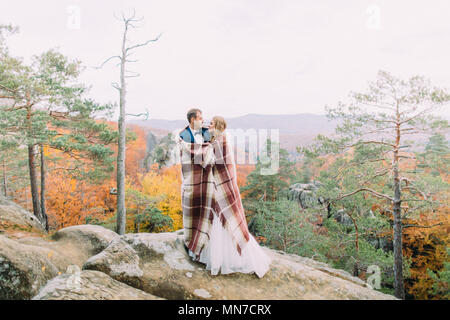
128, 113, 446, 159
129, 113, 340, 135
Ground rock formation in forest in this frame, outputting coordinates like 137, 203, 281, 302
0, 194, 397, 300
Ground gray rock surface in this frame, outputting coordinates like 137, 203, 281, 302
0, 198, 398, 300
0, 195, 46, 234
0, 235, 59, 299
88, 229, 398, 300
287, 181, 324, 208
82, 238, 144, 288
51, 224, 120, 256
32, 270, 165, 300
0, 222, 121, 299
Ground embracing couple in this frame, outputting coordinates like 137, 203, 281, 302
177, 108, 272, 278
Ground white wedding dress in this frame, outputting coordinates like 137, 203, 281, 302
187, 212, 272, 278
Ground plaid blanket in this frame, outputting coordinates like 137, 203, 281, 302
177, 132, 250, 261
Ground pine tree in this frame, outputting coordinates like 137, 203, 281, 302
0, 25, 117, 230
241, 139, 300, 216
298, 70, 450, 299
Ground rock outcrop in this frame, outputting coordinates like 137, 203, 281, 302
0, 197, 398, 300
286, 182, 394, 252
0, 206, 124, 300
51, 224, 120, 256
0, 195, 46, 237
32, 270, 165, 300
82, 238, 144, 289
287, 181, 324, 209
0, 235, 59, 299
82, 229, 397, 300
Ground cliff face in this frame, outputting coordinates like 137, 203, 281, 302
0, 197, 397, 300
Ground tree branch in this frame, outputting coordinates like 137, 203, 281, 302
401, 185, 428, 200
111, 82, 121, 91
125, 32, 162, 52
93, 55, 122, 69
360, 101, 397, 112
332, 188, 394, 203
0, 83, 18, 93
346, 140, 397, 148
361, 168, 390, 185
403, 222, 443, 229
400, 104, 442, 125
3, 104, 30, 111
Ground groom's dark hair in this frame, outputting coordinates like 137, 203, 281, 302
187, 108, 202, 123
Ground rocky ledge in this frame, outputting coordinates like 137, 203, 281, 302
0, 197, 397, 300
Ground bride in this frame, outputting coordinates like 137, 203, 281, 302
186, 116, 272, 278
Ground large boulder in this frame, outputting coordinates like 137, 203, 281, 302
83, 229, 397, 300
32, 270, 165, 300
16, 225, 121, 271
287, 181, 324, 209
0, 195, 46, 236
16, 235, 94, 271
82, 238, 144, 289
0, 235, 59, 299
51, 224, 120, 256
333, 209, 354, 226
0, 224, 121, 299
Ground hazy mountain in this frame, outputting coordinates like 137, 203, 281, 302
128, 113, 340, 160
128, 113, 448, 161
129, 113, 339, 135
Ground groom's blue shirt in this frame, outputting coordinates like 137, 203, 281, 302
179, 125, 211, 143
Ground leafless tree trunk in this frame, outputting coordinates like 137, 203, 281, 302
116, 22, 128, 235
96, 10, 161, 235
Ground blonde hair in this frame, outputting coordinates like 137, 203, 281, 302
212, 116, 227, 132
211, 116, 227, 142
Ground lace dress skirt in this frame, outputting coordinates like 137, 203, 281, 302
188, 212, 272, 278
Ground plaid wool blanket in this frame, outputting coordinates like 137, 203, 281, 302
177, 132, 251, 260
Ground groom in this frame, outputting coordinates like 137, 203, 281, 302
179, 107, 213, 260
179, 108, 211, 143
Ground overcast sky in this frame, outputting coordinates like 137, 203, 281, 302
1, 0, 449, 120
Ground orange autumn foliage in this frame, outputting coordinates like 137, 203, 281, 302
403, 206, 450, 299
236, 164, 255, 190
124, 124, 148, 185
45, 173, 117, 229
8, 127, 119, 230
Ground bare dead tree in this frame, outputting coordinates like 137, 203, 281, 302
95, 9, 161, 235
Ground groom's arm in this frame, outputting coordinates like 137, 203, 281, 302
179, 128, 189, 142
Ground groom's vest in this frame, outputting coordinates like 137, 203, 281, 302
179, 125, 211, 143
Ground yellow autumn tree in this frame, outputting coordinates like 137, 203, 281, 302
138, 164, 183, 231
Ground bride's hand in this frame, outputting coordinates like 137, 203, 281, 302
202, 144, 216, 168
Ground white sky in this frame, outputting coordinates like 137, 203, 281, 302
1, 0, 450, 120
